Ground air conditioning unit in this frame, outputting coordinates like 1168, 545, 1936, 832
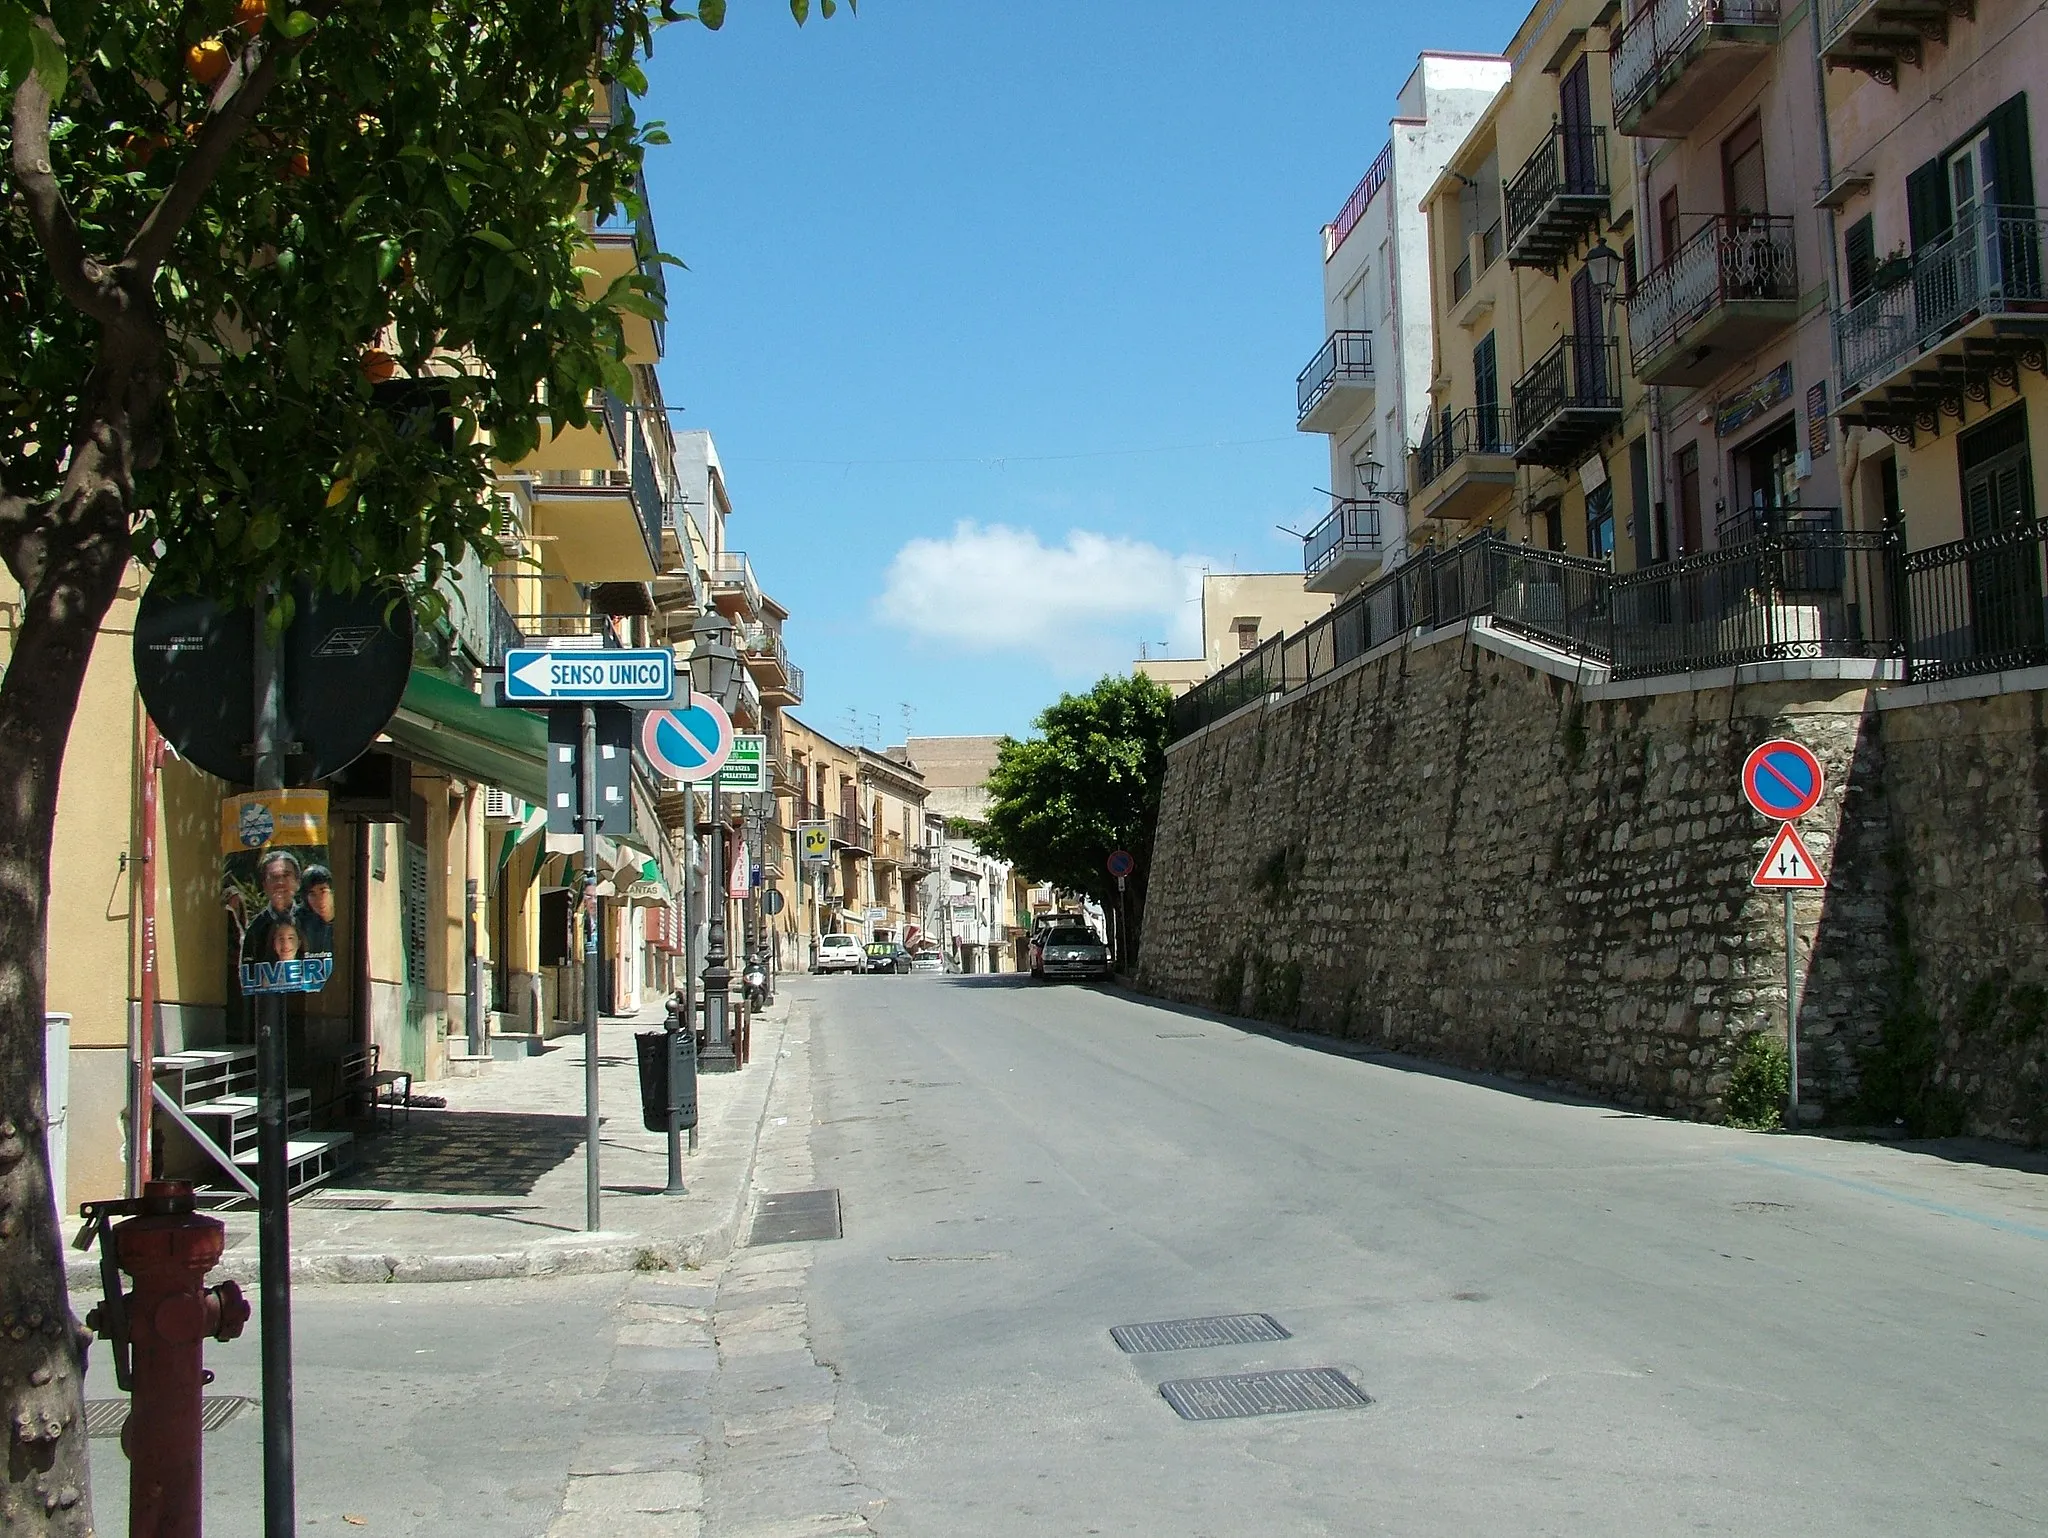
484, 789, 524, 822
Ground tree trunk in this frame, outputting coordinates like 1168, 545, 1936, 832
1, 367, 154, 1535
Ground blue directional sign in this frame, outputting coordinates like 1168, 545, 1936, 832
641, 697, 735, 782
1741, 738, 1825, 820
504, 648, 674, 704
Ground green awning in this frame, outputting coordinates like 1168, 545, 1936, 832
386, 668, 548, 805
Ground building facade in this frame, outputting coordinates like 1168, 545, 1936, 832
1133, 573, 1333, 694
1297, 53, 1512, 595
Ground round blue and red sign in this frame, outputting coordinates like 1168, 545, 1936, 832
1106, 850, 1136, 878
1741, 739, 1824, 820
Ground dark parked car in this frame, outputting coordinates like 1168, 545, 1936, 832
1030, 925, 1111, 981
865, 942, 911, 974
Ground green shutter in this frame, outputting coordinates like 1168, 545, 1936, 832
1986, 94, 2034, 209
1844, 216, 1876, 304
1906, 157, 1951, 251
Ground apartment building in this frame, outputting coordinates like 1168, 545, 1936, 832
1296, 53, 1511, 596
1133, 572, 1333, 694
780, 718, 935, 961
1414, 1, 1647, 565
1822, 0, 2047, 578
25, 151, 821, 1210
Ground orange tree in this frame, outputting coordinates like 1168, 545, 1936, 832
0, 2, 845, 1531
977, 674, 1174, 965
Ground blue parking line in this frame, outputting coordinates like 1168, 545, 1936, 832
1735, 1154, 2048, 1243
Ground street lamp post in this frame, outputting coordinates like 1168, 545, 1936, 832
690, 613, 743, 1074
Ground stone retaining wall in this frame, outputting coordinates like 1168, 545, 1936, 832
1138, 627, 2048, 1141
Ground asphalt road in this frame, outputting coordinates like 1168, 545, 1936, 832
799, 973, 2048, 1538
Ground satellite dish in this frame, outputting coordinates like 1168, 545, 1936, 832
134, 581, 416, 785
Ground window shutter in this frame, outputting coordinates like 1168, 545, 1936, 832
1985, 93, 2034, 209
1844, 216, 1877, 304
1906, 157, 1951, 251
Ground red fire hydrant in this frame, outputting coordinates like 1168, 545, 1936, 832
77, 1180, 250, 1538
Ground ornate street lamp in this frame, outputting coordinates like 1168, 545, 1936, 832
690, 611, 743, 1073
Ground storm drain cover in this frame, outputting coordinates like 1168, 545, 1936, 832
87, 1396, 254, 1438
748, 1188, 842, 1246
1158, 1367, 1370, 1422
297, 1195, 392, 1211
1111, 1313, 1290, 1354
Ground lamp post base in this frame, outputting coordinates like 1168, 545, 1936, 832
698, 1044, 740, 1074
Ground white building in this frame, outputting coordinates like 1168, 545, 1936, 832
1295, 52, 1510, 596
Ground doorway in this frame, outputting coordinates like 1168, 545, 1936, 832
1958, 405, 2040, 657
1732, 416, 1800, 534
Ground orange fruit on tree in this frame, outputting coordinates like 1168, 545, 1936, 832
186, 39, 230, 88
359, 350, 398, 383
283, 151, 310, 179
235, 0, 269, 36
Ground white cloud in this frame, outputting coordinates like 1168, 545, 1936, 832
876, 521, 1206, 674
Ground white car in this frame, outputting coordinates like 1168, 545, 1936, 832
909, 949, 944, 974
814, 934, 864, 975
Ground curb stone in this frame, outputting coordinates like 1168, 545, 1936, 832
64, 1004, 795, 1292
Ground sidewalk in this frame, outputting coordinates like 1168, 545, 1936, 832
72, 995, 799, 1290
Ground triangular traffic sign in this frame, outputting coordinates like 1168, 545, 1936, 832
1752, 822, 1827, 889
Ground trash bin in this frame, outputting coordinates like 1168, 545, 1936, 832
634, 1026, 698, 1133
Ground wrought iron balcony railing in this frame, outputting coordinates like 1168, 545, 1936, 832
1505, 125, 1610, 269
1511, 336, 1622, 466
1613, 0, 1780, 129
1304, 499, 1383, 581
1296, 330, 1374, 423
1835, 208, 2048, 403
1626, 214, 1798, 372
1416, 406, 1514, 490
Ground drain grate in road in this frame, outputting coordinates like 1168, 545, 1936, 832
1158, 1367, 1370, 1422
747, 1188, 842, 1246
1111, 1313, 1290, 1354
87, 1396, 254, 1438
297, 1196, 392, 1211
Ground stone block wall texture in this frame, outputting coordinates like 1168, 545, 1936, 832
1137, 630, 2048, 1143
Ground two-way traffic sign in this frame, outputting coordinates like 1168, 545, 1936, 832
1752, 822, 1826, 889
504, 648, 675, 704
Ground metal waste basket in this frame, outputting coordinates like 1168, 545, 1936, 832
634, 1026, 698, 1133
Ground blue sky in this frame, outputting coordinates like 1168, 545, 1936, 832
642, 1, 1527, 742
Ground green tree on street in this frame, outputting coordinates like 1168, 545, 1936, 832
976, 674, 1174, 966
0, 2, 845, 1530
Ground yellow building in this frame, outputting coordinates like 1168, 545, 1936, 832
1133, 573, 1333, 695
1416, 1, 1646, 565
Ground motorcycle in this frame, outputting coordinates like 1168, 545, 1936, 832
743, 953, 769, 1012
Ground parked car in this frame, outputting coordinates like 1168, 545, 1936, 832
865, 941, 912, 974
1031, 924, 1111, 981
815, 933, 865, 975
909, 948, 944, 974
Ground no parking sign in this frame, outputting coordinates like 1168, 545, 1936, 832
642, 697, 735, 782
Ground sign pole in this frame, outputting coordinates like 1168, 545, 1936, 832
580, 702, 602, 1232
1784, 890, 1801, 1130
252, 597, 298, 1538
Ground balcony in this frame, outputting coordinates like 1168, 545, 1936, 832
583, 179, 666, 364
1295, 331, 1375, 434
1627, 215, 1799, 386
873, 831, 908, 867
740, 622, 803, 706
1512, 337, 1623, 467
515, 386, 623, 474
1834, 210, 2048, 436
708, 549, 762, 618
1412, 407, 1519, 523
1303, 498, 1385, 594
1820, 0, 1970, 82
526, 468, 658, 583
831, 814, 872, 855
1613, 0, 1780, 138
1506, 126, 1611, 272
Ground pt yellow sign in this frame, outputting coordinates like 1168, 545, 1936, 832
798, 821, 831, 864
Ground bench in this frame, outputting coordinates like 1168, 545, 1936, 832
334, 1044, 413, 1131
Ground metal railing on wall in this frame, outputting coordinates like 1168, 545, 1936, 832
1164, 520, 2048, 739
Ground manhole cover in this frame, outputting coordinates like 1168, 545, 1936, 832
1158, 1368, 1370, 1422
297, 1196, 392, 1211
1111, 1314, 1290, 1354
747, 1188, 842, 1246
86, 1396, 254, 1438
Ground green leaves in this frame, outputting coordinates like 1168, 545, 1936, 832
0, 1, 67, 98
696, 0, 726, 27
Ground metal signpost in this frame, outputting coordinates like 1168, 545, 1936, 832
1107, 849, 1135, 967
134, 583, 414, 1538
799, 821, 830, 969
512, 645, 676, 1232
1742, 739, 1828, 1130
642, 691, 741, 1075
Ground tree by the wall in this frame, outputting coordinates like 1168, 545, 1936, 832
0, 2, 845, 1530
977, 674, 1174, 962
